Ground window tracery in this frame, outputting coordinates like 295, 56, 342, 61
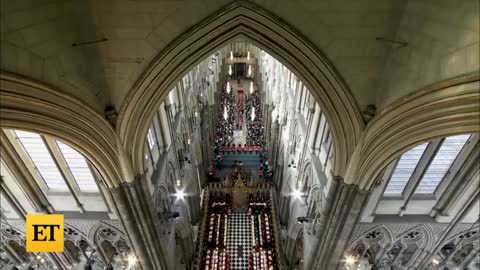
346, 225, 435, 270
383, 134, 474, 197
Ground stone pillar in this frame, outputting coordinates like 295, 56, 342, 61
159, 104, 172, 153
155, 112, 167, 154
184, 142, 200, 223
110, 175, 169, 270
274, 165, 282, 191
279, 194, 291, 226
307, 107, 320, 151
284, 236, 295, 268
295, 84, 303, 112
269, 119, 279, 162
297, 106, 316, 178
304, 177, 368, 270
178, 233, 194, 267
165, 104, 180, 170
284, 225, 302, 269
374, 246, 387, 265
176, 87, 184, 110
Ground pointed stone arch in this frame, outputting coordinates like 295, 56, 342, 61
0, 221, 30, 267
174, 217, 194, 268
117, 1, 364, 177
307, 184, 322, 217
433, 227, 480, 269
396, 224, 436, 252
285, 220, 305, 269
173, 217, 192, 239
88, 222, 125, 246
347, 225, 395, 251
0, 221, 25, 246
63, 224, 93, 265
301, 161, 313, 186
64, 223, 90, 245
287, 221, 304, 240
347, 76, 479, 189
0, 72, 124, 188
388, 224, 436, 268
153, 183, 171, 213
88, 222, 130, 263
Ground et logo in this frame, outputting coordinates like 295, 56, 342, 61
26, 214, 64, 252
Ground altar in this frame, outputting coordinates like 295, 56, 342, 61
232, 177, 248, 212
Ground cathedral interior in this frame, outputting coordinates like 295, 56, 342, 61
0, 1, 479, 270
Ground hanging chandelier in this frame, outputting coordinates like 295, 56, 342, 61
230, 51, 233, 61
249, 81, 254, 94
247, 51, 250, 61
251, 107, 255, 121
228, 65, 232, 76
226, 81, 230, 93
248, 65, 252, 76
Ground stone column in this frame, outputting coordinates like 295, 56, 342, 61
297, 106, 316, 178
307, 107, 320, 152
110, 175, 169, 270
184, 142, 199, 223
165, 104, 180, 170
304, 177, 368, 270
159, 103, 171, 153
284, 237, 295, 269
178, 232, 194, 267
279, 194, 291, 226
284, 225, 303, 269
155, 112, 167, 154
374, 246, 387, 266
295, 84, 303, 112
269, 119, 279, 162
176, 87, 184, 111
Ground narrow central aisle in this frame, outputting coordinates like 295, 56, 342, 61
198, 60, 279, 270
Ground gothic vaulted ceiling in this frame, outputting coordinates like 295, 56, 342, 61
1, 0, 478, 113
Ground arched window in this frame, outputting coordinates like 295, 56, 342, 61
384, 143, 428, 195
415, 134, 470, 194
2, 129, 108, 213
11, 130, 100, 193
384, 134, 474, 196
15, 130, 69, 191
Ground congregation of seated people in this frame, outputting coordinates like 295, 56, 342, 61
245, 93, 265, 146
218, 144, 262, 154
